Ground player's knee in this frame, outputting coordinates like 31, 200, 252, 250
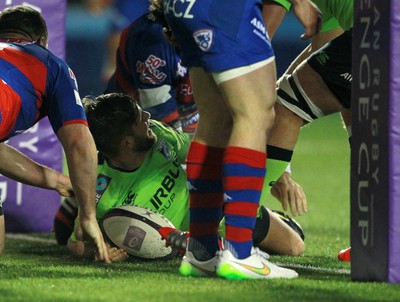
287, 236, 305, 256
277, 73, 324, 123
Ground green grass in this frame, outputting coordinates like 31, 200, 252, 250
2, 114, 400, 302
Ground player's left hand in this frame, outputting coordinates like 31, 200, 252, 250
270, 172, 307, 216
95, 243, 128, 262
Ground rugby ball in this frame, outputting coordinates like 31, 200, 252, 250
101, 205, 178, 260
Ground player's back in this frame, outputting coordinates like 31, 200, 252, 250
0, 40, 84, 141
0, 40, 50, 140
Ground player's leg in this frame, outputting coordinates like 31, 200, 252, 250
254, 207, 304, 256
262, 31, 352, 214
180, 67, 230, 277
0, 207, 4, 255
53, 197, 78, 245
261, 27, 346, 208
214, 61, 298, 279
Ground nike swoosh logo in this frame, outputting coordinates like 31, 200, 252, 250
192, 263, 217, 276
233, 262, 271, 276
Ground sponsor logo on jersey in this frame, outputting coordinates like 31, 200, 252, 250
136, 55, 167, 85
193, 29, 213, 52
68, 68, 78, 89
316, 52, 329, 66
156, 139, 171, 160
96, 174, 111, 204
150, 154, 180, 214
340, 72, 353, 82
176, 60, 187, 78
250, 17, 267, 36
121, 190, 138, 206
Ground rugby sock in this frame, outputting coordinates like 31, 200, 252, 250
186, 141, 224, 260
223, 146, 266, 259
260, 145, 293, 206
53, 198, 78, 245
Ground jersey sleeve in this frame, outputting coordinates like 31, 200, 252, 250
264, 0, 292, 11
45, 54, 87, 134
150, 120, 191, 163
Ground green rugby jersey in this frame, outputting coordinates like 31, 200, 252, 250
94, 120, 190, 231
269, 0, 353, 32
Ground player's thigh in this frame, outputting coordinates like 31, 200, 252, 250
189, 67, 232, 146
306, 30, 352, 110
218, 60, 277, 125
0, 215, 4, 255
295, 62, 344, 115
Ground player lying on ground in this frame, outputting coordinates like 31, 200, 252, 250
262, 0, 353, 260
0, 5, 109, 261
53, 93, 305, 261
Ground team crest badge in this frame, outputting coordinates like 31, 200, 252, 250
193, 29, 213, 52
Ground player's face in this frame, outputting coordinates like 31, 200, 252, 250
132, 106, 157, 152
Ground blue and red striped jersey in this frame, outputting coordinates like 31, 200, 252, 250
0, 39, 87, 141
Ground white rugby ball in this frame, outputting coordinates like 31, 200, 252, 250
101, 205, 178, 260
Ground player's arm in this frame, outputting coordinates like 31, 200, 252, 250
57, 124, 110, 263
0, 142, 73, 197
262, 0, 291, 39
168, 127, 191, 163
152, 120, 191, 163
290, 0, 322, 40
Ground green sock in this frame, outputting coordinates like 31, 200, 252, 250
259, 146, 293, 207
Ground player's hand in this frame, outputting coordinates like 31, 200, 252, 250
74, 216, 111, 263
291, 0, 322, 40
95, 243, 128, 262
270, 172, 307, 216
55, 174, 74, 197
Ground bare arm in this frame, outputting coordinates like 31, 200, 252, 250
262, 1, 288, 40
57, 124, 110, 263
0, 142, 73, 196
291, 0, 322, 40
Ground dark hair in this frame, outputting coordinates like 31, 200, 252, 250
83, 93, 139, 157
0, 5, 48, 40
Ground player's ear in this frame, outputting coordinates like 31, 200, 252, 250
120, 136, 134, 149
37, 36, 48, 48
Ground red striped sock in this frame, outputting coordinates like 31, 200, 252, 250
186, 141, 224, 257
223, 146, 266, 259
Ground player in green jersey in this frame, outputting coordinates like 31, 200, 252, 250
55, 93, 305, 261
262, 0, 353, 260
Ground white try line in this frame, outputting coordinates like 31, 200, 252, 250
6, 233, 57, 244
276, 262, 351, 275
6, 234, 351, 275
